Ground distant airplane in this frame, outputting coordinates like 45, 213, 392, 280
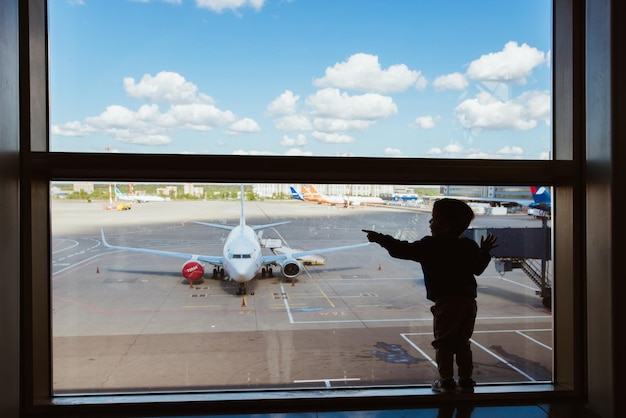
101, 185, 369, 295
427, 186, 552, 217
114, 186, 166, 203
528, 186, 552, 218
391, 193, 423, 204
306, 184, 346, 206
337, 185, 385, 206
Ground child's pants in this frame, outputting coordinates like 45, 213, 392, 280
430, 296, 477, 379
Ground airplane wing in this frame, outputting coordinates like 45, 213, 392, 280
100, 228, 223, 266
261, 242, 370, 264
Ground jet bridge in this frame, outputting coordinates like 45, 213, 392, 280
465, 219, 552, 309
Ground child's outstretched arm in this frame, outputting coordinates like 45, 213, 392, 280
362, 229, 383, 244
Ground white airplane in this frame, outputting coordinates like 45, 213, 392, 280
305, 184, 346, 206
101, 185, 370, 295
114, 186, 166, 203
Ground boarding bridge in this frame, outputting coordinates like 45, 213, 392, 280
465, 220, 552, 309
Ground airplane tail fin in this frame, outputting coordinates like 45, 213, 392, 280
308, 184, 322, 200
240, 184, 246, 229
530, 186, 551, 203
290, 186, 304, 200
529, 186, 551, 211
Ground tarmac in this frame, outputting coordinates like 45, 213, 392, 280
51, 199, 553, 394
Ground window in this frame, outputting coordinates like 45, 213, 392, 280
23, 0, 581, 414
48, 0, 552, 160
51, 182, 554, 394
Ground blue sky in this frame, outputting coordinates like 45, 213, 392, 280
49, 0, 552, 159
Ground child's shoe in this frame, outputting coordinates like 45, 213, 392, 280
431, 378, 456, 393
456, 377, 476, 393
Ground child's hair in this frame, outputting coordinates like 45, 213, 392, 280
433, 198, 475, 236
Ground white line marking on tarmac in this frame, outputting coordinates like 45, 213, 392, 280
280, 284, 295, 324
400, 334, 437, 367
52, 253, 108, 278
470, 338, 538, 381
499, 276, 541, 291
516, 330, 552, 350
401, 329, 552, 381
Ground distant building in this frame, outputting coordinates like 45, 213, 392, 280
440, 185, 532, 201
73, 182, 94, 193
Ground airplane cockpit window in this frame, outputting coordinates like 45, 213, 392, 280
51, 182, 554, 395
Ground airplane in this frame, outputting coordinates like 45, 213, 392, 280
528, 186, 552, 218
343, 194, 385, 206
101, 185, 370, 295
114, 186, 166, 203
305, 184, 346, 206
335, 185, 385, 206
425, 186, 552, 217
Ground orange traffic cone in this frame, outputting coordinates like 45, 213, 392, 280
378, 263, 382, 271
96, 267, 100, 274
242, 296, 247, 308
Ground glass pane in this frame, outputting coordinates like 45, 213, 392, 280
52, 182, 552, 394
48, 1, 552, 159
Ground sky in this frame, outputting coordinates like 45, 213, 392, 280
48, 0, 552, 159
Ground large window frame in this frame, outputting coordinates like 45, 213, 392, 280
21, 0, 585, 415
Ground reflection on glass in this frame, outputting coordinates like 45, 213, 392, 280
51, 182, 553, 394
48, 1, 551, 159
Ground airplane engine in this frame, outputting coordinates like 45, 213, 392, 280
279, 258, 303, 279
181, 260, 204, 281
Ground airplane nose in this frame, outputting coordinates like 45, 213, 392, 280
228, 260, 257, 282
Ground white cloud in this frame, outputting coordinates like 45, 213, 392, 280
427, 148, 443, 155
232, 149, 276, 155
454, 91, 549, 131
274, 114, 312, 131
443, 144, 464, 154
497, 146, 524, 155
227, 118, 261, 134
384, 147, 403, 157
166, 103, 236, 130
311, 131, 356, 144
280, 134, 307, 147
313, 118, 373, 132
412, 115, 439, 129
51, 121, 95, 136
284, 148, 313, 156
466, 41, 547, 84
266, 90, 300, 116
433, 72, 468, 91
195, 0, 265, 13
517, 90, 551, 125
124, 71, 212, 104
306, 88, 397, 120
314, 53, 426, 93
53, 72, 240, 146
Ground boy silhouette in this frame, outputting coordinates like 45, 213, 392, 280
363, 198, 498, 393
